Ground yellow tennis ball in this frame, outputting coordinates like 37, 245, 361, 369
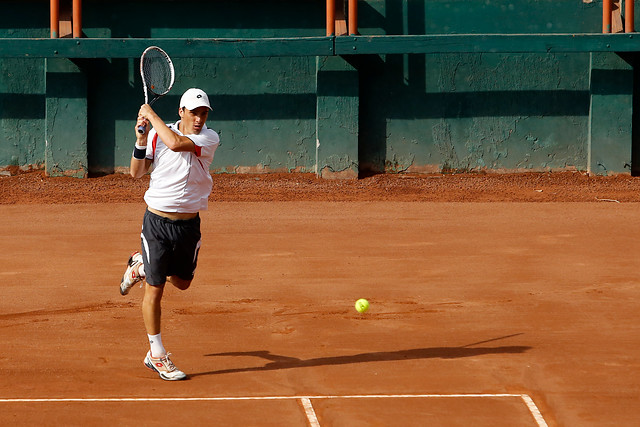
355, 298, 370, 313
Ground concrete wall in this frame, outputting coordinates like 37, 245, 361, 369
0, 0, 636, 177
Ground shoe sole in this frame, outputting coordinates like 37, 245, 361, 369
119, 275, 130, 296
119, 274, 135, 296
120, 254, 140, 296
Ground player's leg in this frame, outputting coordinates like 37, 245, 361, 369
141, 281, 186, 380
140, 216, 198, 380
137, 212, 167, 341
137, 210, 187, 380
142, 282, 164, 336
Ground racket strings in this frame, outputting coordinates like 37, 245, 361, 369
141, 50, 173, 95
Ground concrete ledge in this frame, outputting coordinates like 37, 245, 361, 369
336, 33, 640, 55
1, 34, 639, 59
0, 37, 335, 58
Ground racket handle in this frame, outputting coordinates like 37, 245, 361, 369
138, 97, 156, 133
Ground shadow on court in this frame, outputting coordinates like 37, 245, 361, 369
190, 344, 532, 377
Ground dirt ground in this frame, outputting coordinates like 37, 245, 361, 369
1, 171, 639, 426
3, 170, 640, 203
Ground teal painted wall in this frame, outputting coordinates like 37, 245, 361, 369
0, 2, 47, 171
355, 0, 609, 173
85, 56, 318, 174
0, 57, 45, 170
0, 0, 636, 176
359, 0, 600, 35
356, 51, 593, 173
79, 0, 323, 174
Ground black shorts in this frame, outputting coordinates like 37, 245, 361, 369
140, 209, 202, 287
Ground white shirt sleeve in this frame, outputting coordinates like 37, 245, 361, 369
145, 129, 157, 160
186, 127, 220, 158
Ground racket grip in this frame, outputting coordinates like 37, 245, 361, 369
137, 124, 146, 134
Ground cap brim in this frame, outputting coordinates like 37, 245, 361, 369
182, 103, 212, 111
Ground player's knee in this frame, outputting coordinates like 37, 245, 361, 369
177, 281, 191, 291
170, 276, 192, 290
143, 283, 164, 301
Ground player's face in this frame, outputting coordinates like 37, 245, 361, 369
179, 106, 209, 135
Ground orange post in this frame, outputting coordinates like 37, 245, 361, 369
50, 0, 59, 38
603, 0, 612, 32
625, 0, 635, 32
327, 0, 335, 36
72, 0, 82, 38
348, 0, 358, 35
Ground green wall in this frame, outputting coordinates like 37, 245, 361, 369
0, 0, 637, 176
0, 1, 47, 172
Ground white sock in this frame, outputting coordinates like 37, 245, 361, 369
148, 333, 166, 357
137, 263, 145, 277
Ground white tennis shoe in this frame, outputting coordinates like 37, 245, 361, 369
144, 351, 187, 381
119, 251, 144, 296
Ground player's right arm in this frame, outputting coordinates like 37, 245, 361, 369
130, 115, 153, 179
139, 104, 197, 153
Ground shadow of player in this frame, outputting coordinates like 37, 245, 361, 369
190, 344, 531, 377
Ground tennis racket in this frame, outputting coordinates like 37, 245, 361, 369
137, 46, 175, 134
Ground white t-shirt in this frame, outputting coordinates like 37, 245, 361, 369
143, 121, 220, 213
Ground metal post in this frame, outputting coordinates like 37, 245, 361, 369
73, 0, 82, 38
327, 0, 335, 36
348, 0, 358, 35
50, 0, 59, 38
626, 0, 635, 32
603, 0, 613, 33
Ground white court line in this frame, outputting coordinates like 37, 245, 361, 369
300, 398, 320, 427
0, 393, 548, 427
0, 393, 522, 402
520, 394, 549, 427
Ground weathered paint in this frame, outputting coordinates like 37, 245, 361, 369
316, 56, 359, 179
44, 58, 87, 178
588, 52, 633, 175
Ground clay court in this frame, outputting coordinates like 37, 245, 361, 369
1, 171, 639, 426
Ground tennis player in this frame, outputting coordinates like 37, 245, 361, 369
119, 88, 220, 381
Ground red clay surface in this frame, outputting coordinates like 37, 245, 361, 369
1, 171, 640, 426
4, 170, 640, 203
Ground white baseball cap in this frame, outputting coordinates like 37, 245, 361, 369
180, 88, 212, 110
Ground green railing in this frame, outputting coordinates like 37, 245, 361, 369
0, 33, 639, 59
